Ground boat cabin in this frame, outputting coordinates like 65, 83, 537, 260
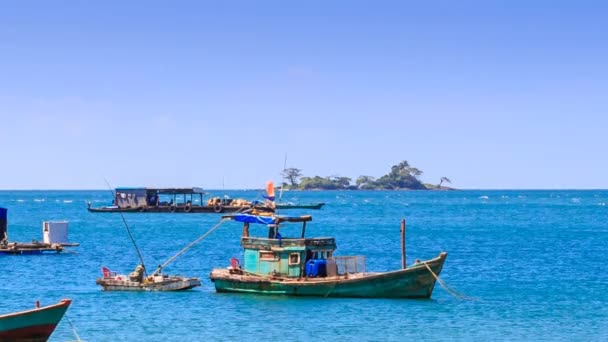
113, 187, 205, 209
225, 214, 343, 278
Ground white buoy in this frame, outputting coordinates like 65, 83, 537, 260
42, 221, 69, 244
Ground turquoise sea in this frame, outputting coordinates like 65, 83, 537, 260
1, 190, 607, 341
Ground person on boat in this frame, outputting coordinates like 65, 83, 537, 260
128, 265, 145, 283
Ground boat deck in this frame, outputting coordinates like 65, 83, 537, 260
0, 242, 64, 255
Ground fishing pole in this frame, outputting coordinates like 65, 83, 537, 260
104, 178, 148, 277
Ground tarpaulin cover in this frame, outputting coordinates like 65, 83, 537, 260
233, 214, 276, 225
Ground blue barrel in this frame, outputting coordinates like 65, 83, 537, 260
316, 259, 327, 277
306, 259, 328, 277
305, 259, 319, 277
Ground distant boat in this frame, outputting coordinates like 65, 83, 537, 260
87, 187, 271, 214
210, 214, 447, 298
0, 298, 71, 341
96, 266, 200, 291
275, 202, 325, 210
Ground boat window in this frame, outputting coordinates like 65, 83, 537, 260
260, 251, 278, 261
289, 253, 300, 265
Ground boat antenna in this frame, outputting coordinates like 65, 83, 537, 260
278, 153, 287, 204
104, 178, 148, 277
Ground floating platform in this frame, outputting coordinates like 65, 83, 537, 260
0, 241, 66, 255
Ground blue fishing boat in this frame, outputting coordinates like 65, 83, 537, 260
210, 213, 447, 298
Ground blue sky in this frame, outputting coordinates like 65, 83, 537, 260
1, 1, 607, 189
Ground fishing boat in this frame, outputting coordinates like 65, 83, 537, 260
210, 213, 447, 298
96, 266, 201, 291
0, 299, 71, 341
87, 187, 265, 214
275, 202, 325, 210
95, 200, 204, 291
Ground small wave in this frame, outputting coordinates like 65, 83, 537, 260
571, 198, 581, 203
598, 202, 606, 206
16, 199, 25, 202
479, 196, 489, 200
63, 200, 73, 203
34, 199, 45, 202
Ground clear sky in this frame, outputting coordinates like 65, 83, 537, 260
1, 1, 607, 190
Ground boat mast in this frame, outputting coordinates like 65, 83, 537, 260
105, 179, 148, 276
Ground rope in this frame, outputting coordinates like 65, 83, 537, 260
152, 206, 250, 276
64, 313, 84, 341
104, 178, 148, 277
423, 262, 477, 301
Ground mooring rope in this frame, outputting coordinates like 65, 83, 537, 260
152, 206, 251, 276
64, 313, 84, 342
423, 262, 477, 301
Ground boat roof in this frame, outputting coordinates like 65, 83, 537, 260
115, 187, 204, 194
222, 213, 312, 225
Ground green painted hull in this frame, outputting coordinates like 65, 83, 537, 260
0, 299, 71, 341
275, 203, 325, 210
211, 253, 446, 299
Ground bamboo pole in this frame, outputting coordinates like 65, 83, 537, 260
401, 219, 406, 269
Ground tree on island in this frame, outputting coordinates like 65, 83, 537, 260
373, 160, 426, 190
279, 160, 443, 190
355, 175, 376, 189
281, 168, 303, 188
299, 176, 353, 190
438, 177, 452, 189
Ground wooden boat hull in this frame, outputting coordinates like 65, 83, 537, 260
88, 205, 255, 214
0, 299, 71, 342
275, 202, 325, 210
0, 242, 63, 255
210, 252, 446, 298
96, 277, 201, 291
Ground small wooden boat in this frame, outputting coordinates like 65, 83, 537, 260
87, 187, 265, 214
96, 266, 200, 291
0, 299, 71, 342
210, 214, 447, 299
275, 202, 325, 210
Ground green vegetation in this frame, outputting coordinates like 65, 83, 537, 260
281, 160, 451, 190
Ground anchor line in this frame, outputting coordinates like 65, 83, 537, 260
64, 313, 83, 342
423, 262, 477, 301
152, 206, 250, 276
104, 178, 148, 277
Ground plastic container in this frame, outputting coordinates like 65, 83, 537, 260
306, 259, 328, 277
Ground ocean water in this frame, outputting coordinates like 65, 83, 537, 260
1, 190, 607, 341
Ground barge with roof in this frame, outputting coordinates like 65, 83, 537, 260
87, 187, 265, 214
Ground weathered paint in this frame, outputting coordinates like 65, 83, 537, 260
240, 237, 336, 277
211, 253, 447, 298
96, 277, 200, 291
0, 299, 71, 341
